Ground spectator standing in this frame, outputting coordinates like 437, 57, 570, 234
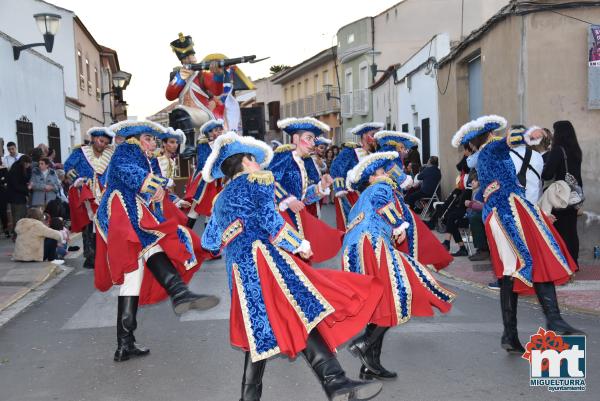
509, 126, 544, 204
541, 120, 583, 265
3, 142, 23, 169
30, 157, 60, 208
405, 156, 441, 209
12, 207, 63, 263
533, 128, 553, 164
0, 159, 9, 237
7, 155, 32, 235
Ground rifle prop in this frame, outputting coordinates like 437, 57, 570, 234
182, 55, 270, 71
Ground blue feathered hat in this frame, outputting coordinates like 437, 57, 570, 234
87, 127, 115, 142
374, 130, 420, 150
159, 127, 187, 153
315, 136, 332, 146
200, 119, 225, 136
109, 120, 167, 138
451, 115, 507, 148
277, 117, 330, 137
350, 122, 384, 137
346, 151, 398, 191
202, 132, 273, 182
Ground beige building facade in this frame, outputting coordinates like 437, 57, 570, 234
437, 1, 600, 257
271, 47, 342, 143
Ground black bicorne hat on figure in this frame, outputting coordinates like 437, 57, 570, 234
170, 33, 195, 61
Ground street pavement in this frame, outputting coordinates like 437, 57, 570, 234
0, 206, 598, 401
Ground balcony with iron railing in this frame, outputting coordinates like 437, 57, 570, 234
280, 89, 340, 119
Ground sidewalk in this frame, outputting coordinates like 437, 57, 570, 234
438, 244, 600, 315
0, 233, 81, 314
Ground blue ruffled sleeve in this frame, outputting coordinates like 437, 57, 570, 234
330, 147, 356, 194
63, 148, 83, 180
371, 184, 407, 230
195, 140, 212, 173
202, 214, 223, 253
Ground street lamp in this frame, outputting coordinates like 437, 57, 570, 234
323, 84, 340, 101
101, 71, 128, 99
13, 13, 62, 60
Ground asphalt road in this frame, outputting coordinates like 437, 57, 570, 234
0, 208, 598, 401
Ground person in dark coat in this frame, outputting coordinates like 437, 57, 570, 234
541, 120, 583, 265
0, 158, 9, 237
7, 155, 32, 237
405, 156, 441, 209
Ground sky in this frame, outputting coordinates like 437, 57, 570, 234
49, 0, 403, 119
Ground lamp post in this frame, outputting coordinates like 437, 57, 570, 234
13, 13, 62, 60
323, 84, 340, 101
101, 72, 129, 123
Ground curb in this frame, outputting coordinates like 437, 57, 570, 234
0, 263, 60, 313
436, 268, 600, 317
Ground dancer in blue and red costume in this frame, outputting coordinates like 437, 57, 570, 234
452, 116, 582, 354
184, 119, 225, 229
63, 127, 115, 269
94, 120, 219, 362
303, 136, 331, 219
342, 151, 455, 381
201, 132, 383, 401
151, 127, 191, 226
330, 122, 383, 230
374, 131, 453, 270
268, 117, 342, 263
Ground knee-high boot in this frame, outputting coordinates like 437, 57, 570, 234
114, 296, 150, 362
534, 282, 584, 335
500, 276, 524, 354
145, 252, 219, 315
348, 324, 389, 375
186, 217, 197, 229
358, 326, 396, 380
302, 330, 382, 401
240, 352, 267, 401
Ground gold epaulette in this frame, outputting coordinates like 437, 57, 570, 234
197, 136, 209, 144
248, 171, 274, 185
275, 144, 295, 153
342, 142, 360, 149
72, 144, 83, 150
126, 137, 140, 146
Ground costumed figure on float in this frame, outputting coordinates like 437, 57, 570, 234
94, 120, 219, 362
374, 131, 453, 270
166, 33, 254, 154
268, 117, 343, 263
330, 122, 383, 230
63, 127, 115, 269
200, 132, 383, 401
451, 116, 583, 354
184, 119, 226, 229
342, 151, 455, 381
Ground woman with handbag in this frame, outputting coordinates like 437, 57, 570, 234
541, 120, 583, 265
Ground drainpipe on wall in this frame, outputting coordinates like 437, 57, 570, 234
518, 14, 528, 125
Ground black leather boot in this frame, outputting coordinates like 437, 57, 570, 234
145, 252, 219, 315
349, 325, 389, 375
240, 351, 267, 401
302, 331, 382, 401
114, 296, 150, 362
186, 217, 197, 229
359, 328, 397, 381
534, 282, 584, 335
500, 276, 524, 354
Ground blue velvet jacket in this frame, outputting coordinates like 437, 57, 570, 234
478, 132, 571, 284
63, 145, 113, 200
151, 155, 180, 204
202, 171, 334, 362
96, 140, 169, 250
191, 139, 212, 181
342, 178, 452, 323
329, 143, 369, 195
268, 146, 323, 207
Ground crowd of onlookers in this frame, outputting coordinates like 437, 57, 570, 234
0, 141, 75, 265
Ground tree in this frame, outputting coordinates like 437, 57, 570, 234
270, 65, 290, 75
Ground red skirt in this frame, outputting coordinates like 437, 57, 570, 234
485, 199, 576, 295
94, 196, 211, 305
395, 209, 453, 270
282, 209, 344, 263
350, 237, 454, 327
334, 192, 359, 231
184, 174, 222, 217
229, 247, 383, 360
68, 185, 96, 233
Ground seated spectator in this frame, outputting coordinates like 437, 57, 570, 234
441, 187, 472, 256
30, 157, 61, 208
403, 144, 422, 172
49, 216, 69, 260
13, 208, 63, 264
464, 171, 489, 262
405, 156, 441, 209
